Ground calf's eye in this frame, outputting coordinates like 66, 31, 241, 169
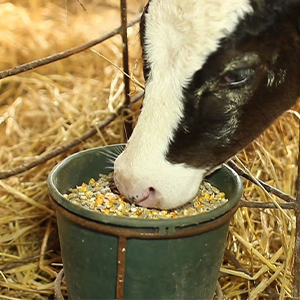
220, 68, 254, 88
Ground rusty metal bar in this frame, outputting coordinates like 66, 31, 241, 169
294, 211, 300, 299
51, 196, 238, 299
120, 0, 133, 139
120, 0, 131, 105
50, 197, 239, 240
292, 120, 300, 299
116, 237, 127, 300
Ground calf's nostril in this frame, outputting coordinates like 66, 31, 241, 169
131, 187, 151, 202
149, 187, 156, 197
114, 171, 158, 205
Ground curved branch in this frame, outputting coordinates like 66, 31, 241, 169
0, 91, 144, 180
0, 115, 116, 179
227, 160, 296, 203
54, 269, 65, 300
0, 15, 141, 80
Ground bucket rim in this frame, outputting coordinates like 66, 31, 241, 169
47, 144, 243, 231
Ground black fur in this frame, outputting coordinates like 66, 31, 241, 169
140, 2, 151, 82
165, 1, 300, 169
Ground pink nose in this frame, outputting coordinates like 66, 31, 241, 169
114, 172, 158, 208
130, 188, 151, 202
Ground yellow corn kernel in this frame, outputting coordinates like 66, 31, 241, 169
204, 192, 210, 199
217, 192, 225, 199
171, 213, 178, 219
106, 203, 113, 208
96, 199, 104, 205
96, 194, 104, 205
194, 203, 203, 209
79, 184, 87, 192
198, 196, 205, 203
89, 178, 96, 184
67, 193, 74, 199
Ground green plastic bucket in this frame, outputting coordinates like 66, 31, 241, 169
48, 144, 243, 300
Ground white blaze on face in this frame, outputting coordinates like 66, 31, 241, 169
114, 0, 253, 209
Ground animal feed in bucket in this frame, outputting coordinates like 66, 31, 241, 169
63, 173, 228, 219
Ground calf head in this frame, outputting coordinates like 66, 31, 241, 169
114, 0, 300, 209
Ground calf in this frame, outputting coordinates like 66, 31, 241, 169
114, 0, 300, 209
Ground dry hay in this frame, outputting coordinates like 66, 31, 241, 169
0, 1, 299, 299
223, 117, 299, 299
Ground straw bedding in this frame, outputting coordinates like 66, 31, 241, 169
0, 1, 299, 299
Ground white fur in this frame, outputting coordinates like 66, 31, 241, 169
114, 0, 253, 209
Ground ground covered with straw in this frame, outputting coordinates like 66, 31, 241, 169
0, 1, 299, 299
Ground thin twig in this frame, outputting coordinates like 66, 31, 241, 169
39, 219, 57, 278
224, 249, 252, 276
91, 48, 144, 90
76, 0, 87, 11
233, 157, 292, 221
54, 269, 65, 300
227, 160, 296, 203
0, 115, 114, 179
0, 91, 144, 180
215, 281, 224, 300
240, 199, 295, 210
0, 15, 141, 80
